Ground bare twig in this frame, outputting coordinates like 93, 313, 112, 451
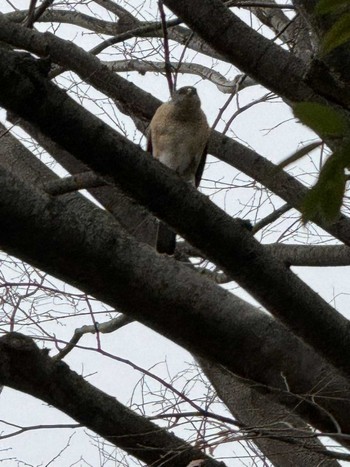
252, 203, 292, 234
24, 0, 37, 28
25, 0, 54, 28
54, 338, 241, 431
225, 1, 295, 9
107, 60, 256, 94
223, 92, 275, 134
48, 17, 182, 79
90, 17, 181, 56
0, 420, 81, 440
53, 314, 133, 361
158, 0, 174, 93
148, 410, 241, 427
173, 29, 194, 91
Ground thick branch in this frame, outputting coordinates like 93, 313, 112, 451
6, 115, 158, 247
1, 16, 350, 249
1, 128, 350, 439
163, 0, 350, 107
93, 0, 138, 22
2, 50, 350, 380
7, 9, 142, 35
265, 243, 350, 266
0, 332, 223, 467
3, 51, 350, 388
246, 0, 314, 61
164, 0, 308, 101
200, 359, 341, 467
293, 0, 350, 85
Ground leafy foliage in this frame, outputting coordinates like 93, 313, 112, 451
315, 0, 350, 14
294, 102, 348, 138
294, 102, 350, 223
316, 0, 350, 54
322, 13, 350, 55
302, 154, 348, 224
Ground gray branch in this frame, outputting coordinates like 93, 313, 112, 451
106, 59, 256, 93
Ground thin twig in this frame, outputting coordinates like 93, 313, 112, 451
54, 338, 241, 430
25, 0, 54, 28
174, 31, 194, 91
0, 421, 81, 440
24, 0, 37, 28
223, 92, 274, 134
53, 315, 133, 361
252, 203, 292, 234
212, 93, 236, 131
90, 18, 181, 57
48, 17, 182, 79
158, 0, 174, 93
225, 1, 295, 9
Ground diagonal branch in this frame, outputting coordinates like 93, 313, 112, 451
0, 332, 224, 467
106, 59, 255, 93
2, 50, 350, 383
163, 0, 350, 107
2, 118, 350, 439
1, 15, 350, 249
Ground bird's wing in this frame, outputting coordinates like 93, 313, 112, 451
146, 127, 153, 155
194, 142, 208, 188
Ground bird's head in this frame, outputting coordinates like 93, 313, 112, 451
171, 86, 201, 109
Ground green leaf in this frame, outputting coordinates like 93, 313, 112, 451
302, 156, 347, 224
316, 0, 350, 14
322, 13, 350, 54
276, 141, 323, 170
294, 102, 348, 138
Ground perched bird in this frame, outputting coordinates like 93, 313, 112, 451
147, 86, 210, 254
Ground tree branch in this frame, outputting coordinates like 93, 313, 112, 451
264, 243, 350, 267
106, 59, 255, 93
2, 15, 350, 249
163, 0, 350, 107
1, 122, 350, 440
200, 358, 342, 466
2, 49, 350, 380
0, 332, 223, 467
53, 315, 133, 361
0, 52, 349, 436
7, 9, 141, 35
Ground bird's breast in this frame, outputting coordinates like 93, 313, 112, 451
155, 126, 206, 182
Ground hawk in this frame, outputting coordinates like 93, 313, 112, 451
147, 86, 210, 254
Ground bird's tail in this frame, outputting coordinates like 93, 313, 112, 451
156, 221, 176, 255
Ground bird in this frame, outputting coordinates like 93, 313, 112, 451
147, 86, 210, 254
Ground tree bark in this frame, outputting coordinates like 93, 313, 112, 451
0, 332, 223, 467
164, 0, 350, 107
1, 15, 350, 247
1, 120, 350, 443
2, 49, 350, 381
200, 359, 341, 467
